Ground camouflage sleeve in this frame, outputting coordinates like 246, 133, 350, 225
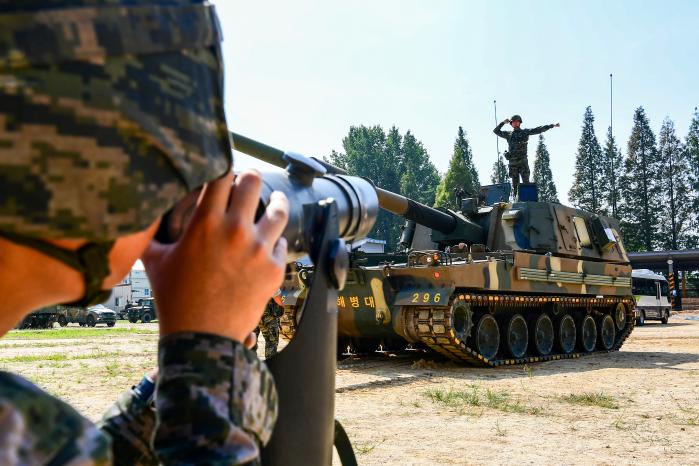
154, 332, 278, 465
526, 124, 555, 135
0, 371, 111, 465
493, 122, 510, 139
98, 380, 158, 466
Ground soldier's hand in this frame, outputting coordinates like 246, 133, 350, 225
503, 119, 511, 125
554, 123, 560, 127
143, 171, 289, 343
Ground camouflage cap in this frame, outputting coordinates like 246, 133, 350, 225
510, 114, 522, 123
0, 2, 232, 240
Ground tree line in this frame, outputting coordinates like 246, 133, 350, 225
329, 106, 699, 253
569, 106, 699, 252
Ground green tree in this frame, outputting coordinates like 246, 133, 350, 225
435, 126, 480, 209
329, 125, 440, 250
490, 156, 508, 184
328, 125, 402, 249
619, 107, 662, 251
569, 106, 604, 213
686, 108, 699, 240
658, 118, 695, 250
532, 135, 559, 203
600, 126, 623, 218
399, 130, 440, 206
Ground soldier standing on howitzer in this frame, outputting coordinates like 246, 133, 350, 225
255, 289, 284, 358
493, 114, 560, 197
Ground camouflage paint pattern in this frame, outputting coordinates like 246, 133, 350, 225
320, 201, 633, 342
155, 332, 278, 465
0, 2, 231, 240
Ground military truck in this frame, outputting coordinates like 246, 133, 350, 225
281, 183, 635, 366
126, 298, 157, 323
57, 304, 117, 327
15, 307, 60, 329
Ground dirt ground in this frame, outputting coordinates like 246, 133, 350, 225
3, 316, 699, 465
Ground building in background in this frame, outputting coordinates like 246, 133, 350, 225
103, 281, 131, 313
102, 267, 151, 313
129, 269, 152, 301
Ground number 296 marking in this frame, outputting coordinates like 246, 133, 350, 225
411, 292, 441, 304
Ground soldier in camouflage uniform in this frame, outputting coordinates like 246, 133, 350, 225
254, 293, 284, 359
0, 1, 288, 464
493, 114, 560, 197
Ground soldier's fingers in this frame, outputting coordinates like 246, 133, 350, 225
227, 170, 262, 225
244, 332, 257, 349
271, 237, 288, 266
256, 191, 289, 245
195, 172, 234, 218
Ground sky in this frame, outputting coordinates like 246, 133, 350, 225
212, 0, 699, 205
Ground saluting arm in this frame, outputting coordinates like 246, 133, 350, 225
493, 120, 510, 138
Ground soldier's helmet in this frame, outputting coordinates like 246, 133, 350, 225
0, 4, 231, 241
510, 115, 523, 123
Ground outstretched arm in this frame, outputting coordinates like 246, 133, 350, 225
493, 119, 511, 138
528, 123, 559, 135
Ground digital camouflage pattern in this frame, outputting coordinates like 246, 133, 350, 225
0, 332, 277, 465
255, 301, 282, 359
155, 332, 278, 465
493, 121, 554, 194
0, 371, 111, 465
99, 383, 158, 466
0, 0, 231, 240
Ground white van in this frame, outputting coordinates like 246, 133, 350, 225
631, 269, 671, 325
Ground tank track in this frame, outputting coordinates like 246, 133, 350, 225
407, 293, 635, 367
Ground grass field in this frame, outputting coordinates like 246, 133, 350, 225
4, 318, 699, 465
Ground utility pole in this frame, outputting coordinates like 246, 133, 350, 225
494, 99, 500, 164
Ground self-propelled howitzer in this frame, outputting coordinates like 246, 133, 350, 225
282, 184, 636, 366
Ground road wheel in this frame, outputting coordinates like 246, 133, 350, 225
661, 311, 669, 325
474, 314, 499, 361
107, 322, 116, 328
86, 315, 96, 327
58, 316, 68, 327
450, 299, 474, 342
142, 313, 152, 324
503, 313, 528, 359
637, 311, 645, 326
614, 303, 626, 330
579, 315, 597, 352
557, 314, 576, 354
531, 313, 554, 356
598, 314, 616, 350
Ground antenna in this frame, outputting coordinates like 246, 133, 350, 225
609, 73, 616, 217
610, 74, 613, 136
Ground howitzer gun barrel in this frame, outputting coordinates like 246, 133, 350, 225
231, 132, 457, 234
231, 131, 346, 175
374, 188, 457, 234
